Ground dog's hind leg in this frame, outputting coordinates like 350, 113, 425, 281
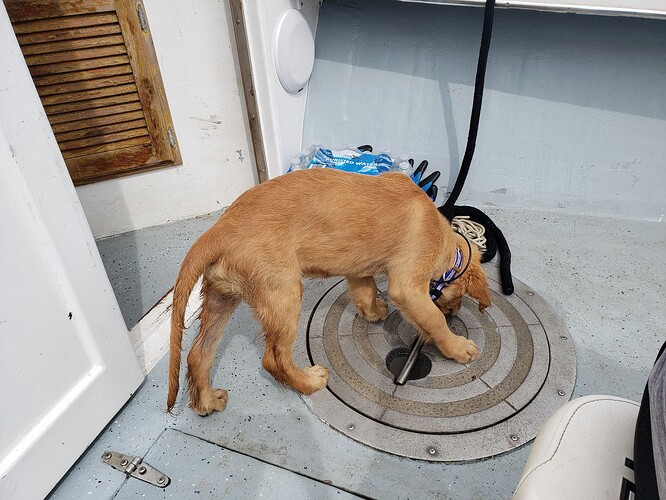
346, 276, 389, 322
186, 280, 239, 416
253, 280, 329, 395
388, 275, 478, 364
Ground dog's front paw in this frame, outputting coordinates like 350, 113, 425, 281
450, 337, 479, 364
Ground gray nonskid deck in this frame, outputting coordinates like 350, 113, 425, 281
50, 208, 664, 499
96, 210, 224, 330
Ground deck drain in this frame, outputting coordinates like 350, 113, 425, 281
386, 347, 432, 381
295, 269, 576, 462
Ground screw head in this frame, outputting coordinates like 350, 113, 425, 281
157, 476, 165, 484
120, 459, 128, 466
510, 434, 519, 442
102, 452, 112, 460
347, 424, 355, 431
560, 335, 567, 340
428, 447, 437, 455
558, 390, 565, 396
138, 466, 147, 475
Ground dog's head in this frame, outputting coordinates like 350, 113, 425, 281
434, 238, 491, 316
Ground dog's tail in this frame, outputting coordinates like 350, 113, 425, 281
166, 229, 223, 413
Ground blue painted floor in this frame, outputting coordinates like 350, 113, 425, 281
49, 208, 664, 499
95, 210, 224, 330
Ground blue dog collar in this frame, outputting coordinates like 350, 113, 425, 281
430, 246, 463, 301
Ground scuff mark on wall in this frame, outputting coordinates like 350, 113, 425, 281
191, 115, 223, 125
612, 159, 641, 187
192, 115, 224, 132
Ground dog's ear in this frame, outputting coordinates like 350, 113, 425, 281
466, 260, 492, 313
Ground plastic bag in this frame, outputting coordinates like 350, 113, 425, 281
307, 148, 393, 176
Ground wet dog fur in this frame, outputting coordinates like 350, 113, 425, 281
167, 168, 491, 416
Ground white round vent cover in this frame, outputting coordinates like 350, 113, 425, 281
274, 9, 315, 94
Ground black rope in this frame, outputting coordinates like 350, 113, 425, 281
438, 0, 514, 296
441, 0, 496, 214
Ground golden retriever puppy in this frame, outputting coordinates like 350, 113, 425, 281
167, 168, 491, 416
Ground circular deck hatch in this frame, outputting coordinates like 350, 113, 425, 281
294, 271, 576, 461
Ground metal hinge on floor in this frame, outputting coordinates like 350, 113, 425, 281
101, 451, 170, 488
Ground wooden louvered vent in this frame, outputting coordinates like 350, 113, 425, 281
5, 0, 181, 185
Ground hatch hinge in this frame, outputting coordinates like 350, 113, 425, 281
101, 451, 170, 488
137, 3, 148, 32
167, 126, 177, 148
296, 0, 322, 10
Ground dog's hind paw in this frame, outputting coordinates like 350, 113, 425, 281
301, 365, 329, 394
190, 388, 228, 416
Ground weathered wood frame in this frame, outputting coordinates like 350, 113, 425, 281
5, 0, 182, 185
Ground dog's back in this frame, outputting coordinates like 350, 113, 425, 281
211, 168, 451, 278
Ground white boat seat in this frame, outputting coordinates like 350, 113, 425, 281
513, 395, 640, 500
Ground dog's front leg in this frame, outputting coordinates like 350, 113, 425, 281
346, 276, 389, 322
388, 280, 478, 364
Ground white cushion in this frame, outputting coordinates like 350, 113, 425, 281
514, 395, 640, 500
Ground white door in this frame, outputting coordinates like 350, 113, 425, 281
0, 6, 145, 499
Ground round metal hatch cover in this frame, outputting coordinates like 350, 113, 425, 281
294, 270, 576, 462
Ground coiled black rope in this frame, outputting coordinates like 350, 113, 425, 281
441, 205, 513, 295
